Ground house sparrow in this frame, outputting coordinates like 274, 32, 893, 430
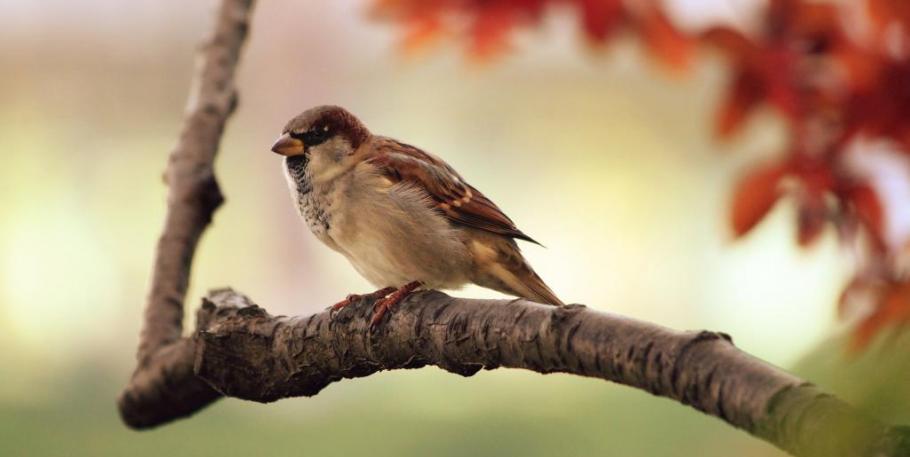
271, 105, 564, 325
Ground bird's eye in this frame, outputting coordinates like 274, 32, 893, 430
290, 125, 331, 147
304, 125, 331, 146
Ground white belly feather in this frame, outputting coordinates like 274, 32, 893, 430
300, 163, 472, 290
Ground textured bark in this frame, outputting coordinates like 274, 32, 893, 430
183, 289, 908, 457
117, 0, 254, 428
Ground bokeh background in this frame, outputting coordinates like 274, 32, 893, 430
1, 0, 907, 456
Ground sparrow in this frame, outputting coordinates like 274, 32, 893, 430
271, 105, 564, 325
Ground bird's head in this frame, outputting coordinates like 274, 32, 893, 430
271, 106, 371, 176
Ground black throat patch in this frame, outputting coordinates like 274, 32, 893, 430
285, 155, 311, 194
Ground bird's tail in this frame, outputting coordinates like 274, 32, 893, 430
512, 266, 564, 306
471, 238, 565, 306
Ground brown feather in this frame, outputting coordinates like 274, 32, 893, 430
466, 233, 564, 306
366, 137, 541, 245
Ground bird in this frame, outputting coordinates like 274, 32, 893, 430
271, 105, 564, 326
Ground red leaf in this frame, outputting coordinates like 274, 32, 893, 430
839, 49, 883, 93
868, 0, 910, 32
731, 162, 789, 237
761, 49, 799, 121
579, 0, 624, 44
700, 27, 754, 57
702, 27, 779, 139
716, 70, 765, 138
401, 17, 444, 54
845, 183, 887, 252
844, 60, 910, 147
469, 5, 516, 59
851, 281, 910, 351
638, 9, 693, 73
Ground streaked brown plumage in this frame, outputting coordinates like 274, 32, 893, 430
272, 105, 563, 324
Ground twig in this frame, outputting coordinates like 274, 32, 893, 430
118, 0, 255, 428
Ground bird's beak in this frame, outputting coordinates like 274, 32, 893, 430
271, 133, 305, 156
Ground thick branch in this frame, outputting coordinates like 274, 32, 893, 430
118, 0, 254, 427
152, 288, 907, 457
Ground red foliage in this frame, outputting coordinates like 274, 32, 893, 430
373, 0, 910, 349
851, 280, 910, 351
731, 161, 788, 237
837, 182, 887, 253
637, 8, 694, 72
578, 0, 623, 43
400, 16, 444, 54
868, 0, 910, 33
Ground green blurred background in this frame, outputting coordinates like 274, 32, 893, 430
1, 0, 906, 455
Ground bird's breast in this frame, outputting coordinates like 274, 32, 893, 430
299, 191, 332, 239
284, 159, 472, 289
285, 157, 335, 246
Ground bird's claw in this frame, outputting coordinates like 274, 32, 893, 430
369, 281, 421, 329
327, 294, 362, 312
327, 287, 398, 319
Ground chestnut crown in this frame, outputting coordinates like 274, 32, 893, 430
282, 105, 371, 150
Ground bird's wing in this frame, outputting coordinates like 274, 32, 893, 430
367, 137, 540, 245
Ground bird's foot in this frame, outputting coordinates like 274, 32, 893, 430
328, 287, 396, 312
370, 281, 422, 329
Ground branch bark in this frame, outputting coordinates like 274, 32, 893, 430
117, 0, 910, 456
117, 0, 254, 428
129, 287, 910, 457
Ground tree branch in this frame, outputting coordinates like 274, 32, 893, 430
118, 0, 254, 428
143, 288, 909, 457
116, 1, 910, 456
